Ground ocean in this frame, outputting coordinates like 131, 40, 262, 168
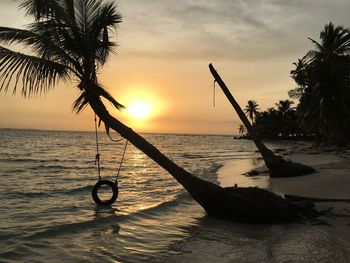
0, 129, 349, 262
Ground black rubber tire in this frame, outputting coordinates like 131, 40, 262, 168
92, 180, 118, 206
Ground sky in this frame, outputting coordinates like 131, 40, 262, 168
1, 0, 350, 134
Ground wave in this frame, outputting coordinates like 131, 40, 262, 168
7, 191, 53, 199
47, 185, 94, 196
0, 158, 61, 163
27, 191, 194, 240
65, 185, 93, 194
181, 153, 206, 159
29, 164, 92, 171
6, 185, 93, 200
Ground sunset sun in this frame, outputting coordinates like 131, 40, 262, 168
127, 100, 152, 120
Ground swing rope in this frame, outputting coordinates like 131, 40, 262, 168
116, 140, 128, 183
107, 132, 125, 143
92, 115, 127, 206
213, 80, 217, 107
94, 114, 128, 182
94, 115, 101, 180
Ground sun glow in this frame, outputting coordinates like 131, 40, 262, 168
115, 87, 166, 131
127, 101, 152, 120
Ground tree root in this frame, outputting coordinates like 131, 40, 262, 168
269, 160, 316, 177
205, 186, 322, 223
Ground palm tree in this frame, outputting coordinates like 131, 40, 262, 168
275, 100, 294, 117
209, 63, 315, 177
238, 124, 246, 135
307, 22, 350, 58
291, 22, 350, 143
0, 0, 314, 223
289, 58, 309, 99
244, 100, 260, 124
254, 108, 279, 138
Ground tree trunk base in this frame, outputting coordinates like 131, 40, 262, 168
285, 194, 350, 203
203, 186, 317, 223
269, 160, 316, 178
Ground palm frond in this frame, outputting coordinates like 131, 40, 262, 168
288, 87, 304, 99
0, 26, 83, 76
304, 50, 319, 63
20, 0, 84, 55
29, 22, 84, 75
96, 84, 124, 110
74, 81, 124, 113
0, 27, 34, 45
0, 46, 70, 97
87, 1, 122, 65
72, 91, 89, 113
19, 0, 68, 21
331, 32, 350, 54
307, 37, 323, 52
20, 0, 65, 21
89, 1, 122, 38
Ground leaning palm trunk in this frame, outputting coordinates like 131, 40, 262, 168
209, 63, 315, 177
84, 83, 314, 223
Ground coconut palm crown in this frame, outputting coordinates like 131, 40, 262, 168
244, 100, 260, 124
0, 0, 123, 113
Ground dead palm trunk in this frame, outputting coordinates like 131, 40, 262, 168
84, 87, 312, 223
209, 63, 315, 177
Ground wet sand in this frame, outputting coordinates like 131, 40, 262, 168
218, 144, 350, 246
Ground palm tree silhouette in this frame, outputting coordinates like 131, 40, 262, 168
275, 100, 294, 116
291, 22, 350, 143
307, 22, 349, 58
209, 64, 315, 177
0, 0, 314, 223
238, 124, 246, 135
244, 100, 260, 124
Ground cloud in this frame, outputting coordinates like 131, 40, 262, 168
118, 0, 350, 63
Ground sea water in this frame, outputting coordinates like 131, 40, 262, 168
0, 129, 349, 262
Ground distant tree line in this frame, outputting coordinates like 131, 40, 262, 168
238, 22, 350, 144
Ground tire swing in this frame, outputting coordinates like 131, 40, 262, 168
91, 115, 128, 206
92, 179, 119, 206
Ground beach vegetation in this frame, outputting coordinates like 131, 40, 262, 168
290, 22, 350, 144
238, 23, 350, 144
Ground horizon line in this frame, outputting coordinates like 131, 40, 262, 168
0, 127, 237, 137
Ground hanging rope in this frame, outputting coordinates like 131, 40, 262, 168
92, 114, 129, 206
94, 114, 101, 180
213, 80, 217, 107
115, 140, 128, 183
107, 132, 125, 143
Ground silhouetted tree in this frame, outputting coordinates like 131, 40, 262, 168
291, 22, 350, 143
244, 100, 260, 124
254, 101, 308, 139
238, 124, 247, 135
275, 100, 294, 116
209, 64, 315, 178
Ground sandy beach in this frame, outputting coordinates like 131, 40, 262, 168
218, 142, 350, 246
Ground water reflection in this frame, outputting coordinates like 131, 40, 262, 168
218, 158, 269, 189
162, 214, 350, 263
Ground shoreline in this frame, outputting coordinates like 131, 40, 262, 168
217, 144, 350, 246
